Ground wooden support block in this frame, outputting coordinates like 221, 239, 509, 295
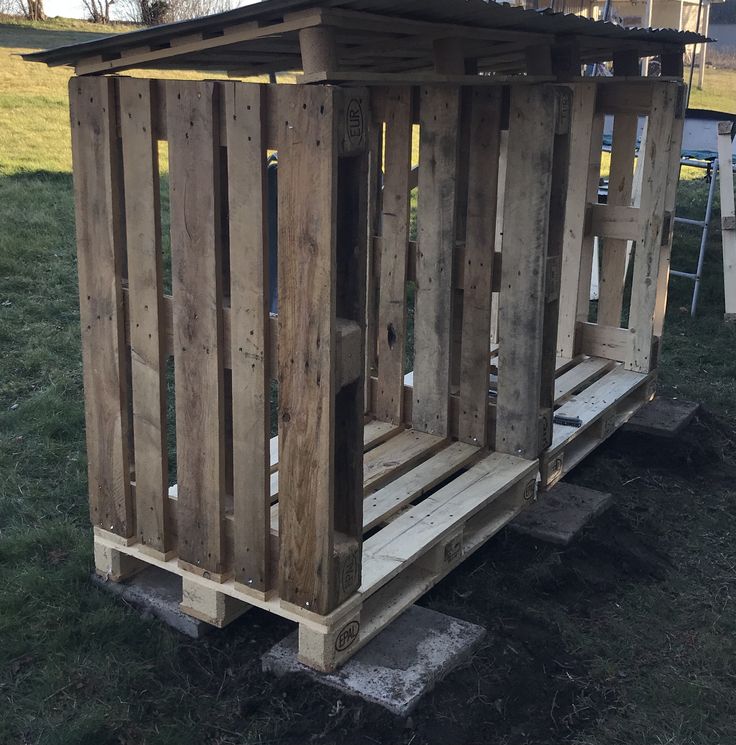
413, 85, 461, 437
94, 534, 144, 582
415, 527, 464, 575
496, 84, 558, 459
69, 77, 134, 539
167, 80, 228, 578
298, 608, 362, 673
298, 25, 338, 76
612, 50, 640, 77
180, 577, 250, 628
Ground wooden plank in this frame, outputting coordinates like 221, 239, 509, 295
580, 322, 630, 362
374, 87, 412, 424
717, 122, 736, 319
69, 76, 133, 538
360, 452, 535, 596
119, 78, 169, 554
626, 83, 677, 372
457, 87, 502, 446
554, 356, 615, 404
363, 430, 446, 495
363, 442, 480, 531
412, 86, 461, 436
277, 85, 338, 614
588, 204, 640, 242
495, 84, 557, 459
225, 82, 271, 591
167, 80, 227, 579
557, 82, 600, 359
595, 83, 653, 115
597, 112, 638, 327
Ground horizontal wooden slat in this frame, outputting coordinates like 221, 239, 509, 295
587, 203, 640, 241
579, 321, 630, 362
596, 83, 654, 114
554, 356, 615, 404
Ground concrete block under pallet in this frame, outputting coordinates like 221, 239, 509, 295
91, 566, 212, 639
262, 604, 485, 717
622, 397, 699, 438
510, 482, 612, 546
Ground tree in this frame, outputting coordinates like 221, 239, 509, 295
82, 0, 114, 23
17, 0, 45, 20
118, 0, 228, 26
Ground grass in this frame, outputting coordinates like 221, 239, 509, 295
2, 18, 736, 745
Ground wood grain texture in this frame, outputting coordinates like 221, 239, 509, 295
374, 87, 412, 424
225, 82, 271, 591
495, 84, 557, 459
717, 121, 736, 317
556, 82, 600, 359
69, 76, 133, 537
457, 87, 502, 446
167, 80, 227, 578
626, 83, 676, 372
119, 78, 169, 554
597, 112, 638, 327
277, 84, 337, 613
412, 85, 461, 437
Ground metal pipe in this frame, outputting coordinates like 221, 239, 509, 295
690, 158, 719, 315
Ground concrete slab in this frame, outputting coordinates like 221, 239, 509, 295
262, 605, 485, 716
623, 397, 700, 438
91, 566, 210, 639
510, 482, 612, 546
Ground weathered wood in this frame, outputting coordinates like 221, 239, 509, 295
277, 85, 337, 614
374, 87, 412, 424
119, 77, 169, 555
167, 80, 227, 579
225, 82, 271, 592
626, 83, 677, 372
557, 82, 600, 358
299, 25, 337, 75
457, 87, 502, 446
597, 112, 638, 327
413, 86, 461, 436
69, 76, 133, 537
495, 84, 558, 459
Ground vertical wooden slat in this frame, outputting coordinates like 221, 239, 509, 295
374, 87, 412, 424
278, 85, 337, 614
597, 112, 638, 327
626, 83, 677, 373
167, 80, 227, 579
69, 76, 133, 538
556, 81, 599, 359
495, 84, 558, 460
653, 89, 686, 339
717, 121, 736, 320
225, 82, 271, 592
119, 78, 169, 555
457, 87, 502, 447
412, 85, 461, 437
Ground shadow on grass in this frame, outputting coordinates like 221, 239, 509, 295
0, 22, 113, 51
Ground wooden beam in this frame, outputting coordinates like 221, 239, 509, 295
299, 25, 338, 76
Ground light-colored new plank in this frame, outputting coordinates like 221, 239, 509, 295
226, 82, 271, 591
412, 86, 461, 436
167, 80, 227, 578
717, 122, 736, 318
597, 112, 638, 327
458, 87, 502, 447
374, 87, 412, 424
363, 429, 446, 494
69, 76, 133, 538
554, 356, 615, 404
119, 77, 169, 554
627, 83, 677, 372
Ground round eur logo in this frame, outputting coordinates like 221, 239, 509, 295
346, 99, 364, 145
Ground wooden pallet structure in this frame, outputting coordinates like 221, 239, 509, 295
28, 0, 699, 672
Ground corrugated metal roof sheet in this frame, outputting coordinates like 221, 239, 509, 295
23, 0, 708, 72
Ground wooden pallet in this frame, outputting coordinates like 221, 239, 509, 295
96, 419, 537, 671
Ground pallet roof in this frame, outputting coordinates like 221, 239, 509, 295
24, 0, 707, 77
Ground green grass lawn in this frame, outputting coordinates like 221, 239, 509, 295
2, 18, 736, 745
